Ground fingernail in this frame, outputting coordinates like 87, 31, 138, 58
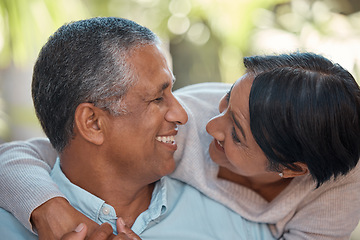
75, 223, 84, 233
119, 217, 125, 226
118, 217, 126, 233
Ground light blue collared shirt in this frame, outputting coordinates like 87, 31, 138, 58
0, 159, 274, 239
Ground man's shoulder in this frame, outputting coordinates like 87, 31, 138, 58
164, 176, 227, 208
0, 208, 37, 239
160, 177, 274, 239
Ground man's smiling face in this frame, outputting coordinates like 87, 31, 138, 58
104, 44, 188, 183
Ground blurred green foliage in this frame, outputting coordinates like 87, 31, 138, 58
0, 0, 87, 67
0, 0, 287, 82
1, 0, 359, 85
0, 0, 360, 142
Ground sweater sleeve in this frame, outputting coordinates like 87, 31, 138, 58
172, 82, 231, 167
279, 166, 360, 240
0, 137, 65, 232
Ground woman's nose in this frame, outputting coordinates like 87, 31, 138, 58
206, 113, 226, 141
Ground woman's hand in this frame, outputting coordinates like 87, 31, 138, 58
31, 197, 102, 239
61, 218, 141, 240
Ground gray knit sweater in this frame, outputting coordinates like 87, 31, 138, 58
0, 82, 359, 239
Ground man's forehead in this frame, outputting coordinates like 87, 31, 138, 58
126, 44, 175, 94
151, 76, 174, 94
128, 74, 174, 99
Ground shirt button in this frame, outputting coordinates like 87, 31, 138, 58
102, 206, 110, 215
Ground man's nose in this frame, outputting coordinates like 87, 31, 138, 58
166, 96, 188, 125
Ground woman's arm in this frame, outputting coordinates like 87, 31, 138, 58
0, 137, 63, 231
0, 138, 145, 239
281, 166, 360, 240
0, 137, 102, 239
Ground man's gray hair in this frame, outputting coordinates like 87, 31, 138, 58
32, 17, 160, 152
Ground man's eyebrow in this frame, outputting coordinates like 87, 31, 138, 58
148, 78, 173, 100
155, 81, 170, 96
159, 75, 175, 92
161, 82, 170, 91
230, 110, 247, 141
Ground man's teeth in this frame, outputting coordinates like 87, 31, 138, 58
217, 140, 223, 148
156, 135, 175, 144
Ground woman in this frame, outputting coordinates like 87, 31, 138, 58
172, 52, 360, 239
1, 52, 359, 239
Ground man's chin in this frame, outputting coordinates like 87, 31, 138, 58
160, 157, 176, 176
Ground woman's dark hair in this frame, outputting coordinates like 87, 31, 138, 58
246, 52, 360, 187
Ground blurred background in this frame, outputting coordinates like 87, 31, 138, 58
0, 0, 360, 238
1, 0, 360, 141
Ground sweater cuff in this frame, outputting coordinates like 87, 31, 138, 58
23, 193, 67, 234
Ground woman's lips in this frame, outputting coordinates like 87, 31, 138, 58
214, 139, 225, 152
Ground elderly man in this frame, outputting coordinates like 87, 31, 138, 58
0, 17, 273, 239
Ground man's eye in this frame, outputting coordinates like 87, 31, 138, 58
153, 97, 164, 103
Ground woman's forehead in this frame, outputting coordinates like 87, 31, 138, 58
230, 74, 254, 119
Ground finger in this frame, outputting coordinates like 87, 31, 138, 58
110, 232, 132, 240
87, 222, 115, 240
60, 223, 87, 240
116, 218, 141, 240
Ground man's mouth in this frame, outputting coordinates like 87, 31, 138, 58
156, 135, 176, 144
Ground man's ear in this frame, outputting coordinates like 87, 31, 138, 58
74, 103, 105, 145
282, 162, 309, 178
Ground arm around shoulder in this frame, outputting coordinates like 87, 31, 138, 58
0, 137, 64, 231
282, 166, 360, 240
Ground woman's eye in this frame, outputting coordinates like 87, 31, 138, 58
225, 91, 230, 103
219, 92, 230, 113
232, 127, 241, 143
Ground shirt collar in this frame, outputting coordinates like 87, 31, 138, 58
50, 158, 109, 223
50, 158, 169, 235
131, 176, 168, 234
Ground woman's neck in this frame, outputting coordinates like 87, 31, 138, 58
217, 166, 292, 202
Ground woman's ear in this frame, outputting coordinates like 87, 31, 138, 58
74, 103, 105, 145
282, 162, 309, 178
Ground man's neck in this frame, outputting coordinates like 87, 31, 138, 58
102, 182, 155, 227
88, 178, 155, 227
60, 144, 156, 227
